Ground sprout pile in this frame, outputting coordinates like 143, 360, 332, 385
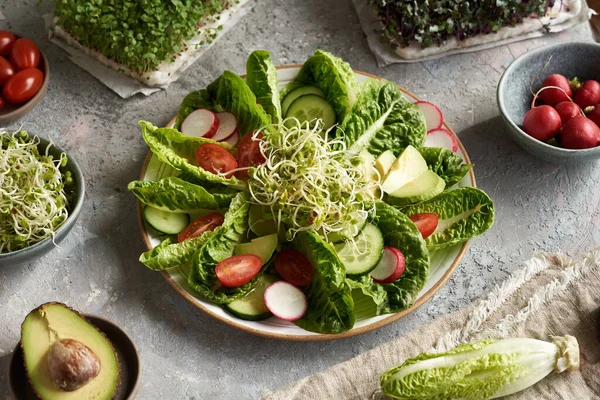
0, 130, 72, 253
248, 118, 382, 241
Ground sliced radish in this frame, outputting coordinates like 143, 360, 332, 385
263, 281, 308, 321
224, 130, 240, 147
213, 112, 238, 141
181, 109, 219, 139
424, 128, 459, 152
415, 101, 443, 131
371, 247, 405, 284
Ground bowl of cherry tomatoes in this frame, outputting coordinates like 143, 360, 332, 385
0, 30, 49, 123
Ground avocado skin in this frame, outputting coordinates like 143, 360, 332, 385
20, 302, 121, 400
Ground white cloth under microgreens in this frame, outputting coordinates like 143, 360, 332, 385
43, 1, 254, 98
261, 247, 600, 399
352, 0, 594, 66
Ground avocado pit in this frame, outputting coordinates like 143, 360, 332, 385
47, 338, 101, 391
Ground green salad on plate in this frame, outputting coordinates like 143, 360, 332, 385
128, 50, 495, 334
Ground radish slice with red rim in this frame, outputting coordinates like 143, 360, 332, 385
263, 281, 308, 321
415, 101, 443, 131
213, 112, 238, 141
424, 128, 459, 152
224, 130, 240, 147
180, 109, 219, 138
371, 247, 405, 284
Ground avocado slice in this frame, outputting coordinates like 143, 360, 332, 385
234, 233, 278, 264
387, 170, 446, 206
21, 303, 120, 400
381, 145, 429, 195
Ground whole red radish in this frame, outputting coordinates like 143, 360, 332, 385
554, 101, 581, 125
538, 74, 572, 106
522, 105, 561, 141
561, 116, 600, 149
586, 105, 600, 128
574, 80, 600, 108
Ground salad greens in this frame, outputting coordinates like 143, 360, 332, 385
0, 131, 72, 253
50, 0, 233, 73
340, 78, 427, 156
370, 0, 551, 51
380, 335, 580, 400
130, 49, 495, 334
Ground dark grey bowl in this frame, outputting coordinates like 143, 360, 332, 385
497, 41, 600, 164
9, 314, 141, 399
0, 133, 84, 266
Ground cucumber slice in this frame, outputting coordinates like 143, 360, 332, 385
282, 86, 325, 116
327, 214, 368, 244
285, 94, 336, 130
225, 274, 279, 321
334, 223, 384, 276
143, 206, 189, 235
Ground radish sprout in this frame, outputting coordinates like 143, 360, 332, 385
0, 130, 72, 253
248, 118, 382, 241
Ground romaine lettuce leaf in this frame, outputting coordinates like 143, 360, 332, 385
139, 121, 245, 190
341, 79, 427, 157
188, 192, 255, 304
419, 147, 473, 189
246, 50, 282, 124
282, 50, 360, 124
207, 71, 274, 136
175, 72, 273, 136
374, 201, 430, 313
402, 187, 495, 251
348, 275, 389, 320
128, 177, 235, 212
292, 231, 355, 334
139, 232, 215, 271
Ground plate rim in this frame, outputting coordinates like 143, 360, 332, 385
136, 65, 476, 341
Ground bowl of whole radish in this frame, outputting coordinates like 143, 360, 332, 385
498, 41, 600, 164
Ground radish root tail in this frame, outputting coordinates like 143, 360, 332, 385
531, 85, 573, 109
529, 55, 554, 98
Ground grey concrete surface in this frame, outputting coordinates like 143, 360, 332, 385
1, 1, 599, 399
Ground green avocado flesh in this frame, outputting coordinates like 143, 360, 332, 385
21, 303, 120, 400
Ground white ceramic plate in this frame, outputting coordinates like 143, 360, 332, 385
138, 66, 475, 341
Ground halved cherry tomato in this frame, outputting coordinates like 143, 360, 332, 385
177, 212, 224, 243
0, 96, 5, 111
274, 248, 313, 286
215, 254, 262, 287
408, 213, 439, 239
195, 143, 237, 178
0, 31, 15, 57
3, 68, 43, 104
10, 38, 40, 70
0, 56, 15, 86
236, 132, 266, 176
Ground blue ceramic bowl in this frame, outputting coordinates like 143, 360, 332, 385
497, 41, 600, 164
0, 133, 85, 267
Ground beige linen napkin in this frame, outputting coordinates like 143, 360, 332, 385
262, 248, 600, 400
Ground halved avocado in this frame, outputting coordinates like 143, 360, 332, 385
21, 303, 120, 400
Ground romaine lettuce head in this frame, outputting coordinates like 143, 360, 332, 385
402, 187, 495, 251
373, 201, 430, 313
188, 192, 256, 304
139, 121, 245, 190
381, 336, 579, 400
418, 147, 474, 189
340, 79, 426, 157
175, 71, 273, 136
282, 50, 360, 124
246, 50, 282, 124
128, 176, 236, 212
292, 231, 355, 334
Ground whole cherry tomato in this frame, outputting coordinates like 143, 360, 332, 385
10, 38, 40, 71
0, 30, 15, 57
0, 56, 15, 86
3, 68, 43, 103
